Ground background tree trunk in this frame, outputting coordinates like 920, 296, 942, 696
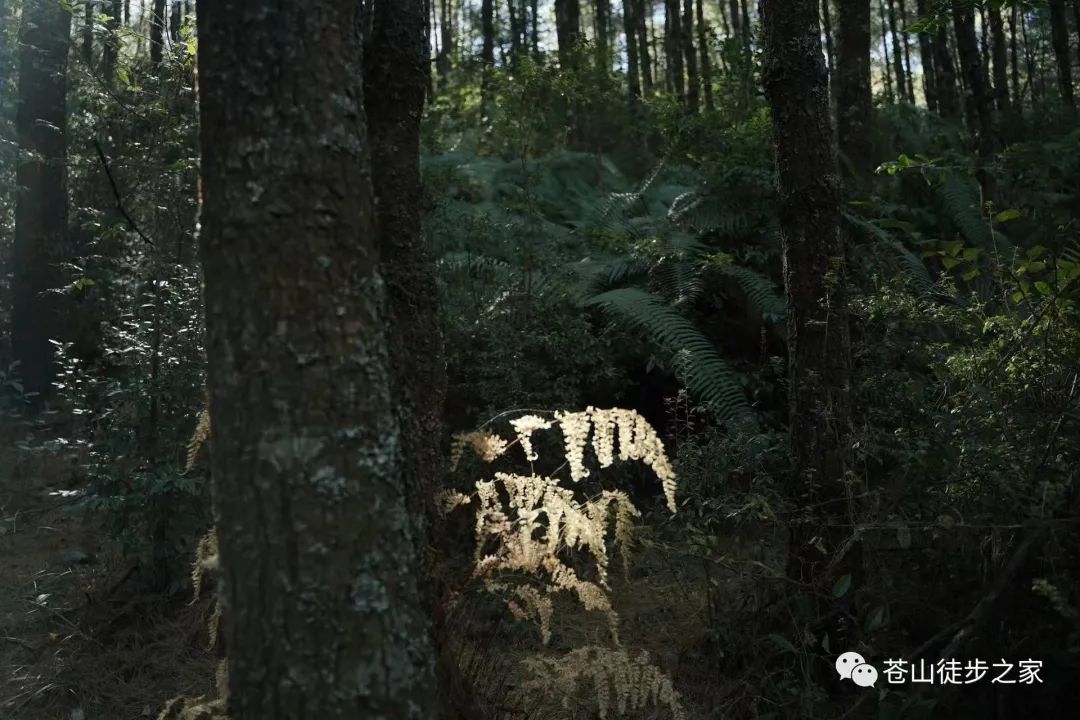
12, 0, 72, 401
636, 0, 654, 95
1009, 5, 1021, 108
953, 4, 997, 194
697, 0, 714, 110
887, 0, 909, 101
1049, 0, 1075, 109
988, 3, 1011, 117
934, 22, 961, 119
150, 0, 165, 63
897, 0, 914, 100
102, 0, 122, 82
555, 0, 582, 66
822, 0, 835, 95
365, 0, 449, 711
760, 0, 854, 605
664, 0, 685, 100
194, 0, 437, 715
82, 1, 95, 66
623, 0, 642, 100
914, 0, 937, 112
835, 0, 873, 182
682, 0, 700, 111
594, 0, 611, 71
878, 0, 894, 101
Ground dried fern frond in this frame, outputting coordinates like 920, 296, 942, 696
191, 528, 219, 602
186, 408, 211, 472
518, 646, 686, 720
450, 430, 511, 470
509, 414, 553, 462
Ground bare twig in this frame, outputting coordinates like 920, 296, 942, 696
93, 139, 154, 246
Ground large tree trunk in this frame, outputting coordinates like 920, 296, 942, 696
555, 0, 581, 66
194, 0, 437, 716
835, 0, 873, 183
681, 0, 699, 111
664, 0, 685, 100
12, 0, 71, 401
953, 4, 997, 194
150, 0, 165, 63
1049, 0, 1075, 110
987, 3, 1011, 117
821, 0, 835, 94
697, 0, 714, 110
914, 0, 937, 112
480, 0, 494, 97
760, 0, 854, 608
82, 1, 95, 66
623, 0, 642, 100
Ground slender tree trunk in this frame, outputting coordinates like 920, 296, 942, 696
595, 0, 611, 71
102, 0, 122, 82
1021, 10, 1039, 104
1049, 0, 1075, 109
508, 0, 522, 58
935, 22, 960, 119
481, 0, 494, 67
914, 0, 937, 112
623, 0, 642, 100
194, 0, 437, 715
636, 0, 654, 95
760, 0, 854, 628
1009, 5, 1020, 108
822, 0, 835, 92
953, 4, 996, 194
555, 0, 582, 66
897, 0, 914, 100
12, 0, 72, 401
150, 0, 165, 63
169, 1, 181, 43
697, 0, 714, 110
886, 0, 908, 101
727, 0, 740, 43
664, 0, 685, 100
82, 1, 95, 66
1073, 0, 1080, 69
879, 0, 894, 101
835, 0, 872, 183
364, 0, 449, 711
988, 3, 1011, 117
739, 0, 751, 51
682, 0, 700, 111
530, 0, 540, 57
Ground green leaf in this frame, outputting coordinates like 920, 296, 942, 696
864, 605, 887, 633
767, 634, 798, 654
1035, 280, 1053, 296
832, 574, 852, 598
993, 209, 1022, 223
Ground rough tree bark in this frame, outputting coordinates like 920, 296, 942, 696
195, 0, 437, 716
1049, 0, 1075, 110
12, 0, 71, 401
760, 0, 854, 592
835, 0, 873, 183
682, 0, 700, 111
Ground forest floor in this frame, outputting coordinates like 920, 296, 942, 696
0, 444, 215, 720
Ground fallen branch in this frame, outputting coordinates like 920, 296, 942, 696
93, 139, 154, 246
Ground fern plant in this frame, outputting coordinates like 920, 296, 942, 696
440, 407, 688, 720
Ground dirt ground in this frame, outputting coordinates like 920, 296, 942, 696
1, 447, 215, 720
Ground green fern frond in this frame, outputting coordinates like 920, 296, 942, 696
585, 288, 756, 426
717, 264, 786, 323
843, 212, 936, 296
937, 174, 1013, 256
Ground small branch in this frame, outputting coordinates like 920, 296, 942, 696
93, 139, 154, 246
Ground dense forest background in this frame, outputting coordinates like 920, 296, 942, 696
2, 1, 1080, 719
